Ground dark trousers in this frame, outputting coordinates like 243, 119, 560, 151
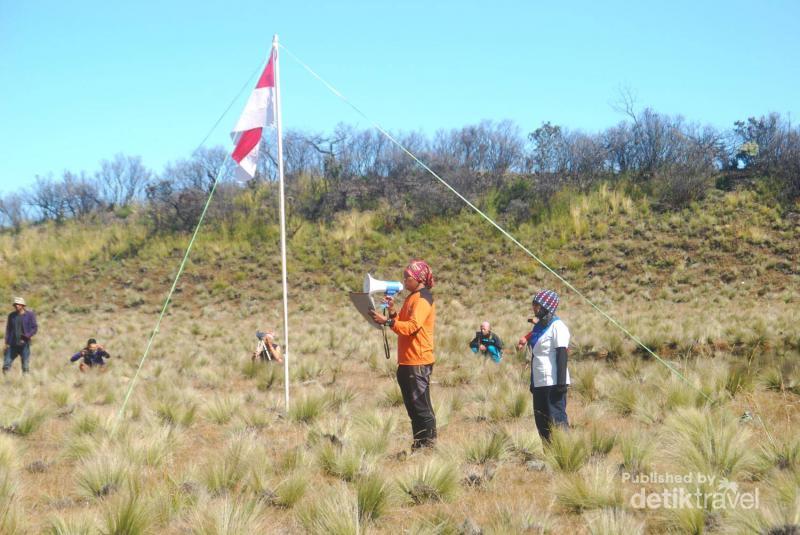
396, 364, 437, 447
3, 343, 31, 373
532, 386, 568, 442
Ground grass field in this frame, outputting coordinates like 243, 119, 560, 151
0, 184, 798, 533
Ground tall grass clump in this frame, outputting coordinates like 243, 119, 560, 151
76, 453, 130, 498
464, 430, 511, 464
45, 515, 95, 535
398, 460, 460, 505
728, 472, 800, 534
619, 430, 655, 476
588, 425, 616, 457
71, 411, 102, 436
155, 398, 197, 427
125, 426, 176, 468
665, 408, 755, 480
99, 492, 155, 535
355, 473, 392, 523
353, 412, 395, 456
4, 407, 48, 436
255, 365, 279, 392
554, 463, 624, 513
487, 504, 555, 534
572, 361, 602, 402
381, 385, 404, 407
190, 496, 266, 535
0, 467, 24, 534
272, 472, 308, 508
584, 508, 644, 535
724, 363, 755, 398
316, 442, 369, 482
605, 376, 638, 416
287, 393, 328, 424
544, 428, 589, 473
757, 437, 800, 474
488, 390, 529, 421
0, 436, 18, 471
325, 385, 357, 410
204, 395, 240, 425
200, 439, 251, 495
296, 483, 360, 535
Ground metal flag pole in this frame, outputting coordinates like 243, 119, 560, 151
273, 34, 291, 412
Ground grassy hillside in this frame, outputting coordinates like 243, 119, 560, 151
0, 183, 798, 533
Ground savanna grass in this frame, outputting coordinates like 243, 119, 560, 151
554, 463, 624, 513
665, 408, 755, 480
296, 484, 360, 535
464, 430, 511, 464
544, 428, 589, 473
398, 460, 460, 505
355, 473, 392, 523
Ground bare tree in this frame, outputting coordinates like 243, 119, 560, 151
0, 193, 28, 230
29, 175, 66, 222
95, 154, 152, 208
61, 171, 101, 217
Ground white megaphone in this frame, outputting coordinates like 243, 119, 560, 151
349, 274, 403, 330
363, 273, 403, 298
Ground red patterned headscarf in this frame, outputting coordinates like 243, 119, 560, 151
405, 259, 434, 289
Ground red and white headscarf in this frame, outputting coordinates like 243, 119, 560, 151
405, 260, 434, 288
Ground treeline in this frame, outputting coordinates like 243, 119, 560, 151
2, 109, 798, 232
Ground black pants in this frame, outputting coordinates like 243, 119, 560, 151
396, 364, 437, 447
532, 386, 569, 442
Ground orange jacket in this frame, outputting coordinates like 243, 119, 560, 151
391, 288, 435, 366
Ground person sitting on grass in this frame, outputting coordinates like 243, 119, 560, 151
469, 321, 504, 363
252, 330, 283, 363
70, 338, 111, 372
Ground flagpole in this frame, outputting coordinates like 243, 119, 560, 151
273, 34, 291, 413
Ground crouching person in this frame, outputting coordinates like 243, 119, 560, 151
517, 290, 570, 442
70, 338, 111, 372
469, 321, 503, 363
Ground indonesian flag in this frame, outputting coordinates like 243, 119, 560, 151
231, 48, 277, 178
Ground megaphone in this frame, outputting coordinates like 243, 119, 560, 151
363, 273, 403, 297
349, 273, 403, 330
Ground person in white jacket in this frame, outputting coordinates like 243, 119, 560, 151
516, 289, 570, 442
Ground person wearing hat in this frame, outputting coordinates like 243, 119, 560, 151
252, 330, 283, 363
516, 289, 570, 442
370, 259, 437, 450
70, 338, 111, 372
3, 297, 38, 374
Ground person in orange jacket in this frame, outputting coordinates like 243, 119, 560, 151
370, 259, 437, 450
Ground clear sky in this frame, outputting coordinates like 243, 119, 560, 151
1, 0, 798, 194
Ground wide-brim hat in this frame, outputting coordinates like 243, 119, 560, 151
13, 297, 26, 306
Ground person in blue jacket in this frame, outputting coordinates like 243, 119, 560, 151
70, 338, 111, 372
469, 321, 504, 363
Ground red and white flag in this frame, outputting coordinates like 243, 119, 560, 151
231, 48, 277, 178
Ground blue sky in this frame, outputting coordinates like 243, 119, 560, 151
1, 0, 798, 194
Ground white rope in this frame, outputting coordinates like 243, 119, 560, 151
280, 43, 709, 400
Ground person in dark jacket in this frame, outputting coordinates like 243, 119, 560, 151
70, 338, 111, 372
3, 297, 38, 374
469, 321, 504, 363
